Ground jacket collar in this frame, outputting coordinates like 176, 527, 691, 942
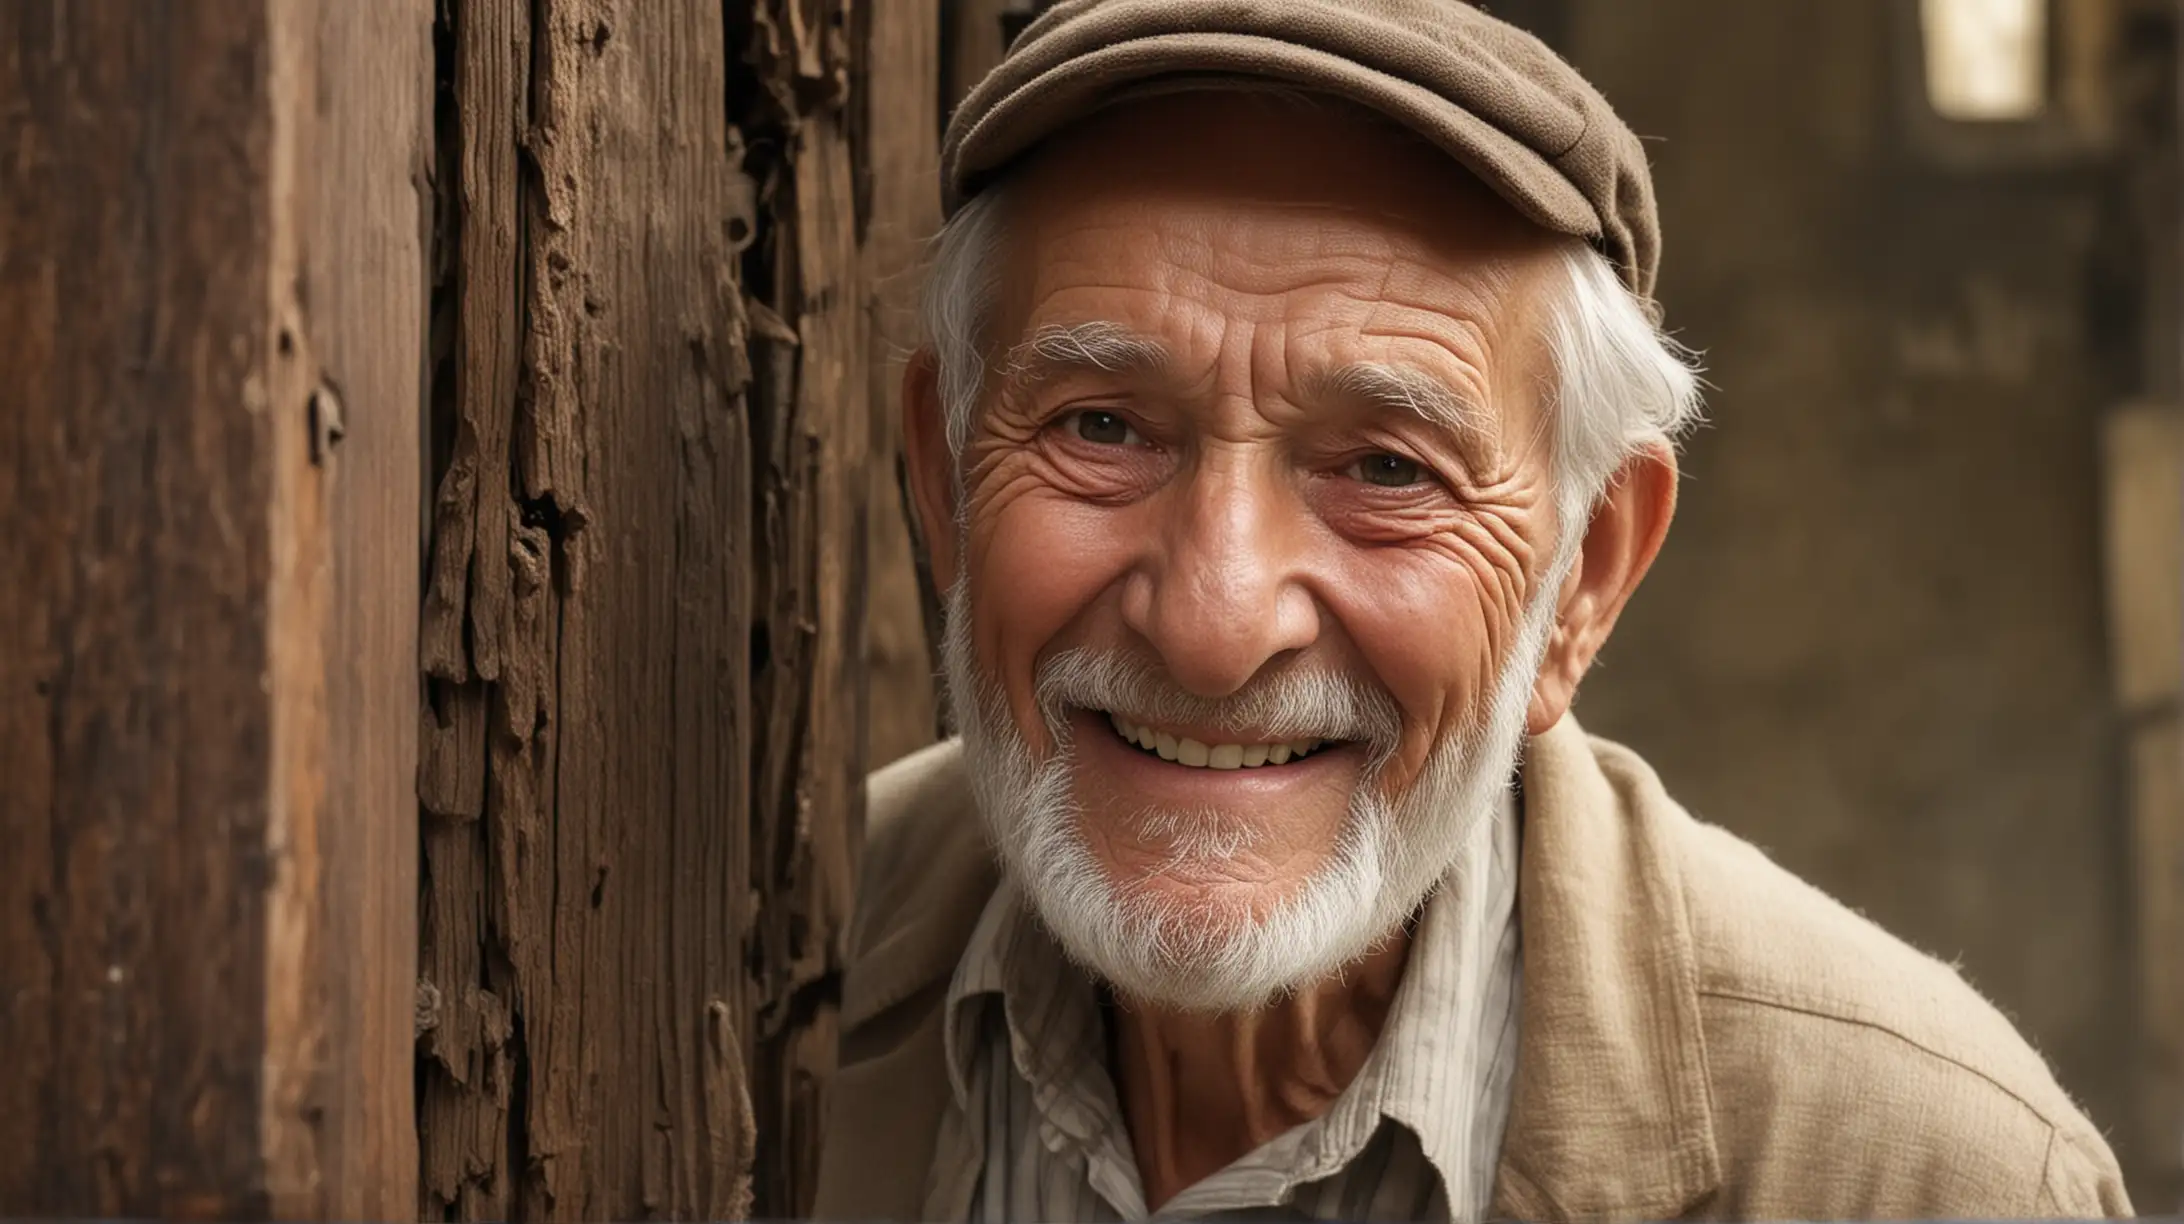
1488, 716, 1721, 1221
839, 737, 998, 1034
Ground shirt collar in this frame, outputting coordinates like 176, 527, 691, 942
942, 878, 1021, 1109
1372, 786, 1524, 1192
943, 876, 1108, 1121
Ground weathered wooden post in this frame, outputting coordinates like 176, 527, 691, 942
412, 0, 756, 1216
411, 1, 947, 1217
4, 1, 950, 1217
0, 1, 430, 1216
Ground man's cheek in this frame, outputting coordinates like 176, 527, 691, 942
1334, 559, 1517, 782
978, 497, 1134, 628
965, 500, 1126, 723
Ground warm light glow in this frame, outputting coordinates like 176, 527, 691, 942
1921, 0, 2049, 120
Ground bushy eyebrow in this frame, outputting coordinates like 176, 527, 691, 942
1305, 361, 1498, 467
1000, 321, 1171, 385
994, 325, 1498, 467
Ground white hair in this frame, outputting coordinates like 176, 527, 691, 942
920, 183, 1704, 531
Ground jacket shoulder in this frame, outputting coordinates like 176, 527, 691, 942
817, 743, 983, 1221
1597, 738, 2129, 1216
843, 739, 998, 1029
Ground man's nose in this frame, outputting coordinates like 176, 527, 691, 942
1121, 458, 1321, 698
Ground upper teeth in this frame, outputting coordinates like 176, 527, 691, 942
1106, 712, 1326, 769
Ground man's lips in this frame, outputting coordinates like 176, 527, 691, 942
1057, 703, 1362, 769
1062, 707, 1362, 810
1099, 708, 1336, 770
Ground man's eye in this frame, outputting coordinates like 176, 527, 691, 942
1069, 410, 1142, 446
1349, 452, 1426, 487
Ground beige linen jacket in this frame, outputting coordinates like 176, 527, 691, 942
813, 717, 2132, 1221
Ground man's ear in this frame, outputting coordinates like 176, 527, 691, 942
901, 348, 961, 592
1527, 440, 1679, 734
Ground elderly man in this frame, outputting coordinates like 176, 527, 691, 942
815, 3, 2132, 1220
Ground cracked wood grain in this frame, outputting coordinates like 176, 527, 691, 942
416, 0, 760, 1218
413, 1, 931, 1217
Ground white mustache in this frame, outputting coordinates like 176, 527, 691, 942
1031, 647, 1404, 754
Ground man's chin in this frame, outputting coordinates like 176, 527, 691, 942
1018, 849, 1396, 1013
1044, 913, 1300, 1014
1070, 801, 1342, 907
1098, 861, 1308, 929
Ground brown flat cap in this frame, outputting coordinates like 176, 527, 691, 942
941, 0, 1662, 300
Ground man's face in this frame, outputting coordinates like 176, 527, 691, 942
932, 95, 1575, 1009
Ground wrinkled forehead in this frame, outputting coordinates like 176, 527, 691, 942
982, 90, 1564, 418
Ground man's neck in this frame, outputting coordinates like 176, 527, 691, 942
1110, 931, 1414, 1211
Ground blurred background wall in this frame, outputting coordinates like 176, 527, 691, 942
1455, 0, 2184, 1206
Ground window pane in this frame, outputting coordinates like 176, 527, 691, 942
1921, 0, 2048, 121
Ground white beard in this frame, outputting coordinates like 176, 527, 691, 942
941, 554, 1572, 1015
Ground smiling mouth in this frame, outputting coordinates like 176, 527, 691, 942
1101, 710, 1339, 770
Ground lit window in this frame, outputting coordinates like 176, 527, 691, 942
1920, 0, 2049, 121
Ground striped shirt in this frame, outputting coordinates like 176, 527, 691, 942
938, 790, 1523, 1222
